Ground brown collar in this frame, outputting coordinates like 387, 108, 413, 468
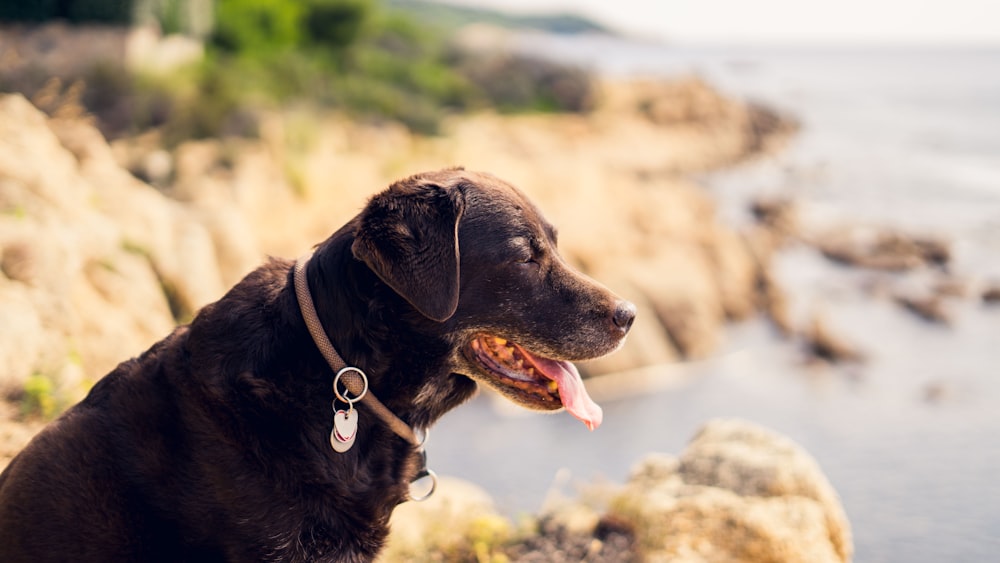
293, 254, 436, 500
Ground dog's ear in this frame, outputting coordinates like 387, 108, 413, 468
352, 181, 465, 322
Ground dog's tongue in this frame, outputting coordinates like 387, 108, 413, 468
529, 355, 603, 431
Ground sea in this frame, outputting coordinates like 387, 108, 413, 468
429, 34, 1000, 562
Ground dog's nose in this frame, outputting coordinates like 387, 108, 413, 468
612, 300, 637, 333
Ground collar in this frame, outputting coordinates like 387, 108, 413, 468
293, 253, 436, 501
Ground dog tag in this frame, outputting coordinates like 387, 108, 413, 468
331, 409, 358, 453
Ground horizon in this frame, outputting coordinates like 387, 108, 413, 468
435, 0, 1000, 46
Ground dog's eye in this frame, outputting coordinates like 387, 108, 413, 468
516, 257, 537, 266
514, 252, 539, 267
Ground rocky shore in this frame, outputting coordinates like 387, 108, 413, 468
0, 76, 797, 409
0, 77, 859, 559
384, 419, 852, 562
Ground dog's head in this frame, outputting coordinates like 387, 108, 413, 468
350, 168, 635, 430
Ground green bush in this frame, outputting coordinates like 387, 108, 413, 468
3, 0, 596, 140
212, 0, 305, 53
304, 0, 372, 50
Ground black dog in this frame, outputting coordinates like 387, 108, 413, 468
0, 168, 635, 562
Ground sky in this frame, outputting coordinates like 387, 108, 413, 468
441, 0, 1000, 45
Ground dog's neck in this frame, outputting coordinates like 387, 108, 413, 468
294, 253, 423, 447
304, 225, 475, 431
294, 251, 437, 500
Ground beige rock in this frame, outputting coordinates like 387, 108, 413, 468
610, 419, 852, 562
0, 283, 46, 393
0, 93, 233, 399
381, 477, 510, 562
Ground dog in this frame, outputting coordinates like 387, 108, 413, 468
0, 168, 635, 562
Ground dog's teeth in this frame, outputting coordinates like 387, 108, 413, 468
493, 337, 507, 346
547, 380, 558, 393
526, 367, 535, 375
515, 360, 524, 369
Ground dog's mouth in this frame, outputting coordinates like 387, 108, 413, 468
466, 335, 603, 430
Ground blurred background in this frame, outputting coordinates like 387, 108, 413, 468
1, 1, 998, 561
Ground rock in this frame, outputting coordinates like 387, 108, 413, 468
579, 279, 681, 377
504, 516, 639, 563
0, 284, 47, 394
0, 93, 238, 402
815, 226, 950, 272
381, 477, 510, 562
922, 381, 953, 404
706, 227, 760, 322
894, 293, 952, 325
609, 419, 853, 562
380, 422, 851, 562
801, 312, 865, 364
982, 284, 1000, 305
0, 415, 44, 471
627, 77, 796, 158
932, 276, 969, 299
759, 269, 794, 337
750, 196, 799, 244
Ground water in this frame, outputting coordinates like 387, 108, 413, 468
429, 36, 1000, 562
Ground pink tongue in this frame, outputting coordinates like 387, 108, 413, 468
530, 356, 603, 431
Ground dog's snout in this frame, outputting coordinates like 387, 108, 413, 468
612, 300, 636, 333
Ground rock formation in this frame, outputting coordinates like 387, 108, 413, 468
383, 419, 853, 562
0, 94, 250, 406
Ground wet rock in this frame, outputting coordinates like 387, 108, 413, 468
816, 227, 950, 272
894, 293, 952, 325
759, 270, 794, 337
735, 226, 794, 336
922, 381, 953, 404
932, 276, 969, 299
982, 284, 1000, 305
750, 196, 799, 243
707, 227, 760, 322
609, 419, 852, 562
802, 312, 865, 364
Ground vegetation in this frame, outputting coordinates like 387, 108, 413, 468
384, 0, 615, 35
0, 0, 597, 140
0, 0, 135, 24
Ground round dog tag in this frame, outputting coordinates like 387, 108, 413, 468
331, 408, 358, 453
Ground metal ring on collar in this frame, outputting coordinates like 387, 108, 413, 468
408, 468, 438, 502
413, 427, 430, 448
333, 366, 369, 404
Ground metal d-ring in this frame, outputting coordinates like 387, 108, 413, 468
333, 366, 369, 404
413, 427, 430, 448
409, 468, 438, 502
